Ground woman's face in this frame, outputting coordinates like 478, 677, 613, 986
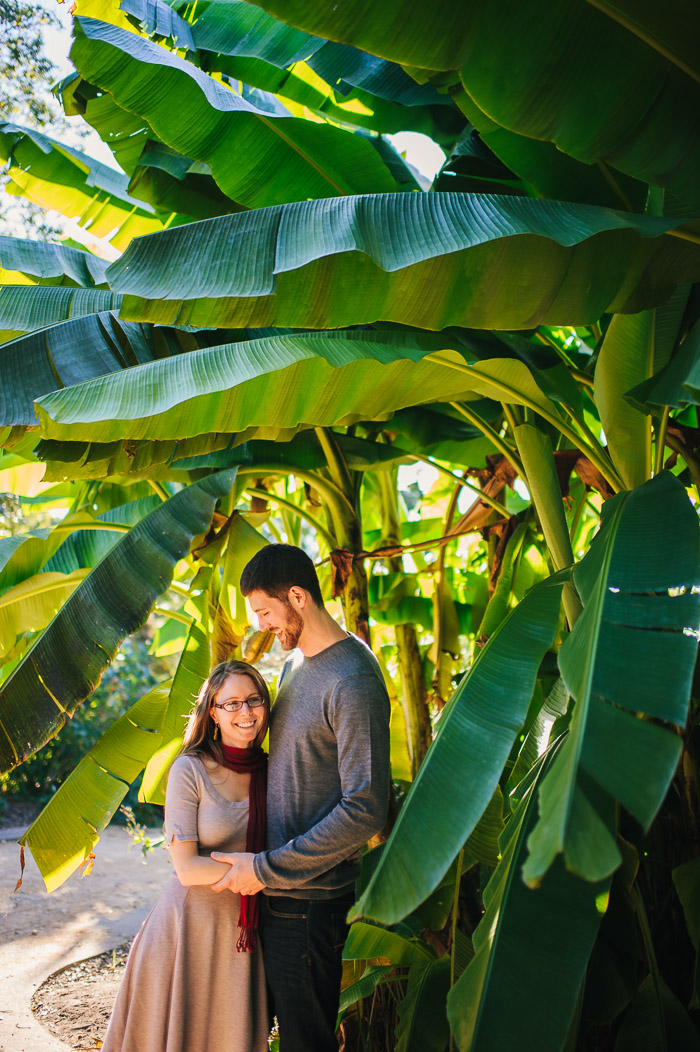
210, 673, 266, 750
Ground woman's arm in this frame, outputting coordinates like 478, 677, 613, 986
169, 839, 235, 887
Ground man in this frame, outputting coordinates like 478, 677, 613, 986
211, 543, 391, 1052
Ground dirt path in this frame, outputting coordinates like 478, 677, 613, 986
0, 820, 172, 1052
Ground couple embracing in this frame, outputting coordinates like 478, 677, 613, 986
102, 543, 391, 1052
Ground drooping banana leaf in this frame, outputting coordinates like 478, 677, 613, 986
0, 469, 235, 775
243, 0, 700, 206
127, 140, 244, 222
342, 921, 435, 966
395, 957, 451, 1052
104, 194, 700, 330
0, 311, 242, 429
448, 118, 648, 213
70, 18, 401, 210
0, 122, 163, 250
447, 748, 611, 1052
19, 680, 172, 892
33, 331, 565, 446
140, 587, 212, 805
350, 571, 565, 926
523, 471, 700, 887
0, 285, 122, 341
594, 285, 692, 489
0, 235, 108, 287
0, 570, 89, 660
43, 496, 161, 574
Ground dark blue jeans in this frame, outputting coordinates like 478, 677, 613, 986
260, 892, 355, 1052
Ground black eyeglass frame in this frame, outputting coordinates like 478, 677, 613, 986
211, 696, 266, 713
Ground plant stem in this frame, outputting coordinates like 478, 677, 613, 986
147, 479, 170, 501
404, 452, 511, 518
449, 848, 465, 1052
654, 406, 670, 476
427, 354, 623, 490
448, 401, 525, 478
243, 486, 336, 550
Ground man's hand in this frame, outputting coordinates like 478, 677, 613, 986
211, 852, 266, 895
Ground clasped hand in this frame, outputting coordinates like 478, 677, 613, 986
210, 851, 266, 895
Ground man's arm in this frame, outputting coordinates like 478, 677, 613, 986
253, 673, 390, 889
210, 852, 265, 894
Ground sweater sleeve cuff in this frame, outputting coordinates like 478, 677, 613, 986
253, 851, 274, 887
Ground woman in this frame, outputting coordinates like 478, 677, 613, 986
102, 660, 270, 1052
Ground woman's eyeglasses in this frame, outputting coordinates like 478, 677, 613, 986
212, 696, 266, 713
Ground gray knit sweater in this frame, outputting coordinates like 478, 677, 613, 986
252, 635, 391, 899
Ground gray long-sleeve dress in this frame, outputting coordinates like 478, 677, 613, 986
102, 754, 268, 1052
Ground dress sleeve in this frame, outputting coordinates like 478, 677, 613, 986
164, 756, 201, 844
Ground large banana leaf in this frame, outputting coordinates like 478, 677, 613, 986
395, 958, 451, 1052
594, 286, 691, 489
44, 495, 161, 574
70, 18, 401, 209
0, 311, 241, 428
120, 0, 456, 139
33, 330, 566, 445
0, 235, 108, 287
447, 749, 611, 1052
351, 571, 564, 926
140, 594, 211, 804
245, 0, 700, 206
104, 194, 700, 330
0, 470, 235, 775
0, 123, 163, 250
524, 471, 700, 887
19, 681, 171, 892
0, 285, 122, 340
0, 570, 88, 660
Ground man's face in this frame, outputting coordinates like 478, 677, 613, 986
247, 589, 304, 651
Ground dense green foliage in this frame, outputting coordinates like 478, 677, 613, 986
1, 1, 700, 1049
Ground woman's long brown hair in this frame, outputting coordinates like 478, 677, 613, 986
179, 659, 271, 765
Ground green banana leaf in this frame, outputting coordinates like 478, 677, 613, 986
672, 857, 700, 1009
0, 285, 122, 340
338, 964, 393, 1015
395, 957, 450, 1052
624, 315, 700, 414
0, 122, 163, 250
594, 285, 691, 488
351, 571, 564, 926
127, 140, 244, 223
0, 310, 241, 428
245, 0, 700, 206
19, 681, 172, 892
0, 235, 108, 287
342, 921, 435, 966
0, 570, 89, 660
33, 330, 565, 445
524, 471, 700, 887
140, 589, 212, 805
120, 0, 455, 139
588, 0, 699, 81
614, 974, 700, 1052
240, 0, 469, 69
104, 194, 700, 330
0, 470, 235, 775
70, 18, 401, 209
44, 496, 161, 574
447, 748, 611, 1052
467, 121, 648, 213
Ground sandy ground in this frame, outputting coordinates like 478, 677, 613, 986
0, 819, 172, 1052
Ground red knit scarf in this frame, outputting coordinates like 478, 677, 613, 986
220, 742, 267, 952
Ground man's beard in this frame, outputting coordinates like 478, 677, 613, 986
279, 601, 304, 650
